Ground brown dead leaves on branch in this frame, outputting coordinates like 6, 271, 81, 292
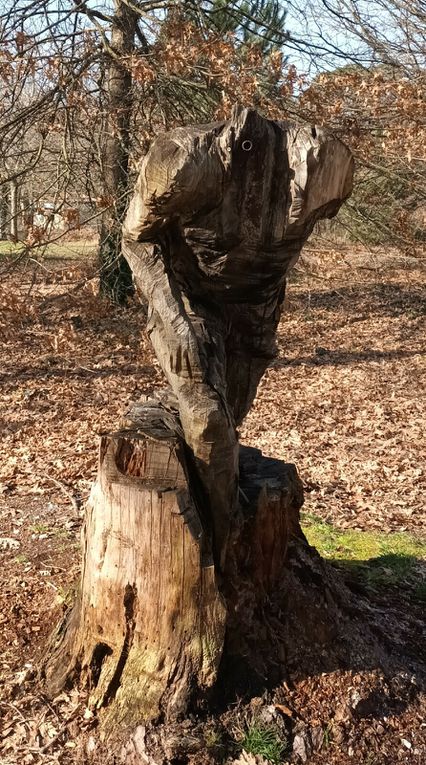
300, 68, 426, 161
128, 17, 298, 124
297, 67, 425, 255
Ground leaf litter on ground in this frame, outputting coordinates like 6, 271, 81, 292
0, 249, 425, 764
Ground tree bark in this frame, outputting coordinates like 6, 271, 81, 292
44, 107, 353, 737
45, 420, 224, 725
0, 188, 8, 240
9, 179, 18, 242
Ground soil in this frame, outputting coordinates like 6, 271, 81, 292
0, 249, 425, 764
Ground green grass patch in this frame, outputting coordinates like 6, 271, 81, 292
0, 239, 97, 259
28, 522, 51, 534
239, 723, 288, 764
0, 241, 24, 256
302, 512, 426, 601
14, 553, 29, 565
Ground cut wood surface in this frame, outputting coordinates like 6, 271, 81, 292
45, 420, 225, 727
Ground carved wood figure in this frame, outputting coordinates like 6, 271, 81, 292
122, 106, 353, 570
44, 106, 353, 736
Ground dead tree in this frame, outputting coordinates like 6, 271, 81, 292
44, 106, 353, 734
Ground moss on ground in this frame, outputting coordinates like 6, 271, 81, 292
302, 512, 426, 601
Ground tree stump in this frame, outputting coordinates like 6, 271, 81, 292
47, 422, 225, 727
44, 106, 353, 735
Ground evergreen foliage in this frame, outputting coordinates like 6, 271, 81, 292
201, 0, 288, 50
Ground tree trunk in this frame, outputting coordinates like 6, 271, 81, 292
98, 0, 138, 304
20, 193, 31, 232
43, 108, 354, 740
0, 188, 8, 240
9, 179, 18, 242
44, 402, 303, 729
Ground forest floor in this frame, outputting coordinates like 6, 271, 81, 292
0, 246, 425, 764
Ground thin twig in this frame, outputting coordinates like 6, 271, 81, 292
40, 474, 82, 514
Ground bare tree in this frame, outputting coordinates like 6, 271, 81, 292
0, 1, 292, 297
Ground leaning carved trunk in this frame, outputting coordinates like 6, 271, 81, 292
44, 107, 353, 735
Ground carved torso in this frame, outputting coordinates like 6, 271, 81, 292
122, 106, 353, 565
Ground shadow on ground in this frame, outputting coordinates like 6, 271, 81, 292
290, 282, 426, 320
333, 553, 426, 605
274, 347, 424, 368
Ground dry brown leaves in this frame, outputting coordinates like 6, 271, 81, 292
299, 68, 426, 161
279, 667, 426, 764
2, 251, 424, 537
0, 257, 162, 763
242, 251, 426, 535
0, 250, 425, 764
0, 258, 161, 503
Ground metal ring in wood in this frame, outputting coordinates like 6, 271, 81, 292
242, 140, 253, 151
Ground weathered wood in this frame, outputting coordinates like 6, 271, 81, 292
45, 415, 226, 726
232, 446, 305, 595
122, 105, 353, 565
44, 106, 353, 733
44, 413, 304, 727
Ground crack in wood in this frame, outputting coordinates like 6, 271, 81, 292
102, 583, 137, 707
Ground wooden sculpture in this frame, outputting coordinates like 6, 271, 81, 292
44, 106, 353, 732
